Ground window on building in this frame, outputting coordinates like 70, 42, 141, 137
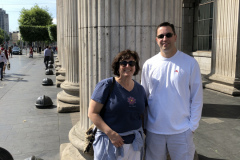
193, 0, 214, 51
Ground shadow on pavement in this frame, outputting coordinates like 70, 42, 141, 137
202, 104, 240, 119
3, 74, 28, 82
36, 105, 57, 109
198, 154, 226, 160
9, 73, 28, 76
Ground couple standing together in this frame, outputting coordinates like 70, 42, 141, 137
88, 22, 203, 160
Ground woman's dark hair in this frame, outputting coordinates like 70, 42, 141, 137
111, 49, 140, 76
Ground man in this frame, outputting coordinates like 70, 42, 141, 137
44, 46, 51, 70
141, 22, 203, 160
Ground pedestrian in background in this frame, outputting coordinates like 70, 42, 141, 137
8, 47, 12, 58
141, 22, 203, 160
29, 47, 33, 58
44, 46, 51, 70
0, 49, 7, 81
1, 44, 8, 74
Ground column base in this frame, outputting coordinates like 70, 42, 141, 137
60, 122, 93, 160
204, 82, 240, 96
57, 81, 79, 112
56, 66, 61, 72
60, 143, 93, 160
57, 99, 80, 112
204, 74, 240, 96
56, 75, 65, 87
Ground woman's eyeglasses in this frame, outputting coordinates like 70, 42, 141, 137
119, 61, 136, 67
157, 33, 173, 39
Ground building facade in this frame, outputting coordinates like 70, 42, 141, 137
11, 31, 20, 46
0, 8, 9, 34
56, 0, 240, 159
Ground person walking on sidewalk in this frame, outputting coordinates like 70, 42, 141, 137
44, 46, 51, 70
0, 49, 7, 81
141, 22, 203, 160
1, 45, 8, 74
8, 47, 12, 58
29, 47, 33, 58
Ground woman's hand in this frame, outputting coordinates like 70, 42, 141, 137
88, 100, 124, 147
107, 130, 124, 148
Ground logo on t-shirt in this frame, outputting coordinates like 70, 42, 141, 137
128, 96, 136, 107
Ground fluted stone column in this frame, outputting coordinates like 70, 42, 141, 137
60, 1, 182, 159
56, 0, 79, 113
55, 0, 62, 71
205, 0, 240, 96
56, 0, 66, 87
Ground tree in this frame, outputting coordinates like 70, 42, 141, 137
19, 26, 51, 42
18, 4, 53, 45
48, 25, 57, 42
18, 4, 53, 26
0, 28, 10, 44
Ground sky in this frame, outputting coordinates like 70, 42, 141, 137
0, 0, 56, 32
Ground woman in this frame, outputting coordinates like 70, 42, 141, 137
1, 46, 8, 74
0, 49, 7, 80
88, 50, 147, 160
8, 47, 12, 58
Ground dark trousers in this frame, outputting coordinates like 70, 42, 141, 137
44, 56, 50, 69
0, 62, 4, 79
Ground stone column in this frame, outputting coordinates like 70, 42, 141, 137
205, 0, 240, 96
57, 0, 79, 113
60, 0, 182, 159
56, 0, 66, 87
55, 0, 62, 70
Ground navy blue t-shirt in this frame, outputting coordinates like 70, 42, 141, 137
91, 77, 147, 143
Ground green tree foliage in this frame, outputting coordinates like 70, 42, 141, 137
18, 4, 53, 43
48, 25, 57, 41
0, 28, 10, 44
19, 26, 51, 42
18, 4, 53, 26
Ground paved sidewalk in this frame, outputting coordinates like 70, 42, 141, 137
195, 89, 240, 160
0, 52, 79, 160
0, 52, 240, 160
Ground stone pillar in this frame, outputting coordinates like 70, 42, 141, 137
60, 1, 182, 160
56, 0, 66, 87
205, 0, 240, 96
57, 0, 79, 113
55, 0, 62, 71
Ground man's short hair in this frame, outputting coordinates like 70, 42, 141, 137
156, 22, 176, 35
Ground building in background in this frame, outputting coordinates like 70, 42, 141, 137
11, 31, 20, 46
0, 8, 9, 34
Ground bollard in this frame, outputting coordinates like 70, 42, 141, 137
35, 95, 53, 108
42, 78, 53, 86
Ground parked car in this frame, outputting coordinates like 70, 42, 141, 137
12, 47, 22, 55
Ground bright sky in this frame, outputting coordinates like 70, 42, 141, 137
0, 0, 56, 32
